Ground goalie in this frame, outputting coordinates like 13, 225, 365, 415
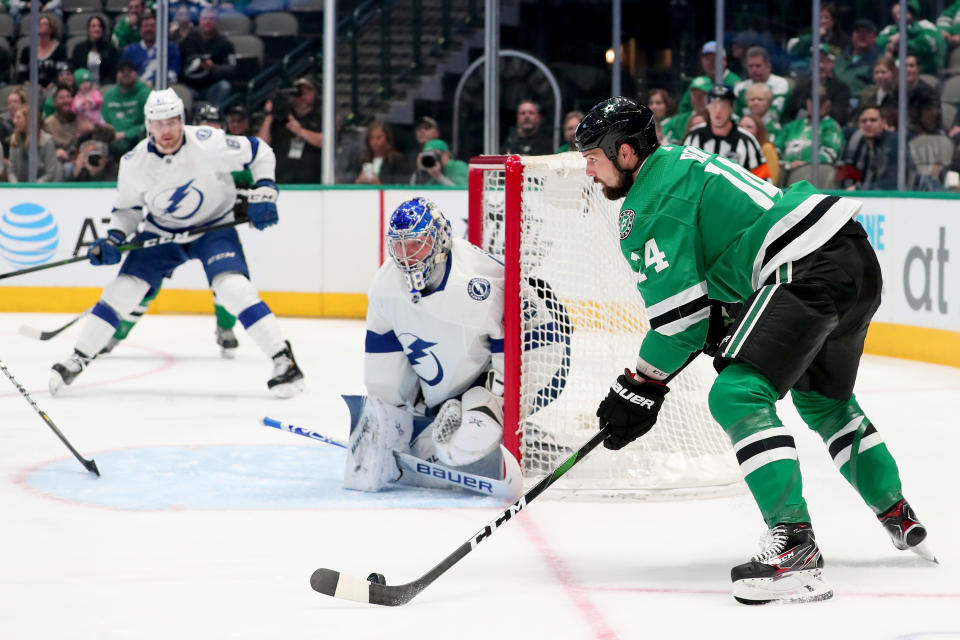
345, 197, 564, 493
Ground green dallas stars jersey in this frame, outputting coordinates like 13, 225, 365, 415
617, 143, 861, 376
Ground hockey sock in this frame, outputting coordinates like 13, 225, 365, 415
76, 302, 124, 356
238, 302, 285, 357
791, 390, 903, 514
710, 362, 810, 526
112, 286, 160, 340
214, 303, 237, 330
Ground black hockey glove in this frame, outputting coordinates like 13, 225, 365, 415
596, 370, 669, 450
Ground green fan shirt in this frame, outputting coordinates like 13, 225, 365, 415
615, 144, 861, 376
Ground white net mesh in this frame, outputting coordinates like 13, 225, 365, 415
476, 153, 742, 497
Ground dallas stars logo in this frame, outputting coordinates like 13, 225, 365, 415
603, 103, 617, 115
618, 209, 635, 240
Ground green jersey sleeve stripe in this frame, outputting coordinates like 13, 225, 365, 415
645, 280, 708, 320
653, 305, 711, 336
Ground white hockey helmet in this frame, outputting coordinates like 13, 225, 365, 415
144, 88, 185, 122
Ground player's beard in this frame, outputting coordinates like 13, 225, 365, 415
601, 168, 635, 201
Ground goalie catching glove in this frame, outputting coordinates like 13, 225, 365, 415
596, 370, 669, 450
247, 180, 279, 230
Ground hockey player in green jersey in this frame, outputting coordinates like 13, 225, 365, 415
576, 96, 935, 605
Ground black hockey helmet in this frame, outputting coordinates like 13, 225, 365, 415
195, 102, 221, 124
575, 97, 658, 166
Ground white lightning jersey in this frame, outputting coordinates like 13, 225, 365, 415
110, 125, 276, 237
364, 238, 506, 409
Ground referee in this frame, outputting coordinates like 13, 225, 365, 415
683, 84, 771, 181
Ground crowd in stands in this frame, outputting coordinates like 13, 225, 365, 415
6, 0, 960, 190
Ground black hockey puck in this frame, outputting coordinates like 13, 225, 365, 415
367, 572, 386, 585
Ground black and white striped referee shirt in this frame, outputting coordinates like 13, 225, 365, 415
682, 124, 770, 179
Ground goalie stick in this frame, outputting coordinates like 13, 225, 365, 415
0, 359, 99, 476
259, 417, 523, 500
308, 425, 609, 606
19, 309, 91, 341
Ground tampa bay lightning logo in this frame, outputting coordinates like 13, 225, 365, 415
398, 333, 444, 386
152, 178, 205, 219
196, 127, 212, 141
468, 277, 491, 300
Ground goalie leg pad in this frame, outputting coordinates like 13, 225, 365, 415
432, 386, 504, 467
343, 397, 414, 492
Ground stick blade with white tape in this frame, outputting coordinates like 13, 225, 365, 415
309, 566, 448, 606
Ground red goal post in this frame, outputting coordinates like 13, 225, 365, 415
467, 153, 742, 496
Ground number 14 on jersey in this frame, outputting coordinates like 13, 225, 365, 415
630, 238, 670, 283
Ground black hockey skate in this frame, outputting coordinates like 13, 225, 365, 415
216, 326, 239, 359
49, 350, 93, 396
879, 499, 937, 563
731, 522, 833, 605
268, 340, 304, 398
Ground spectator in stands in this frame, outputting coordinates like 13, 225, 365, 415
734, 46, 791, 124
684, 113, 707, 137
743, 82, 782, 143
414, 116, 440, 150
225, 104, 253, 136
938, 0, 960, 48
662, 77, 710, 144
16, 14, 67, 87
102, 59, 150, 158
355, 120, 409, 185
836, 19, 881, 100
42, 62, 75, 118
8, 105, 61, 182
684, 84, 770, 179
558, 110, 585, 152
170, 5, 197, 45
836, 106, 902, 190
113, 0, 145, 49
7, 0, 62, 24
739, 114, 780, 184
409, 138, 468, 186
72, 68, 107, 139
1, 88, 27, 151
179, 8, 237, 109
894, 54, 939, 133
860, 56, 899, 127
71, 139, 118, 182
502, 99, 553, 155
777, 86, 846, 183
677, 41, 742, 114
877, 0, 946, 74
71, 15, 120, 86
787, 3, 851, 59
258, 76, 324, 184
792, 44, 852, 127
123, 11, 182, 87
44, 84, 79, 179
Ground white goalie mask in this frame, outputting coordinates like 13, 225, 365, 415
386, 197, 452, 299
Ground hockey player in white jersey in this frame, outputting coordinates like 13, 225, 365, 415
345, 197, 566, 493
48, 88, 305, 398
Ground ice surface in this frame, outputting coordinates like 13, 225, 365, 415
0, 312, 957, 639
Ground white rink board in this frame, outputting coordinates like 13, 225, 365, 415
0, 187, 468, 296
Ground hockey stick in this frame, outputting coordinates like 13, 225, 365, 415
19, 308, 92, 341
309, 425, 609, 606
0, 359, 100, 476
0, 216, 252, 281
259, 417, 523, 499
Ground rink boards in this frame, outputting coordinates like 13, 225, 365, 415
0, 184, 957, 366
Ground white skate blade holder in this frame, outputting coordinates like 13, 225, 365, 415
733, 568, 834, 605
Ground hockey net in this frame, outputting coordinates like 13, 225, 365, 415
468, 153, 742, 497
